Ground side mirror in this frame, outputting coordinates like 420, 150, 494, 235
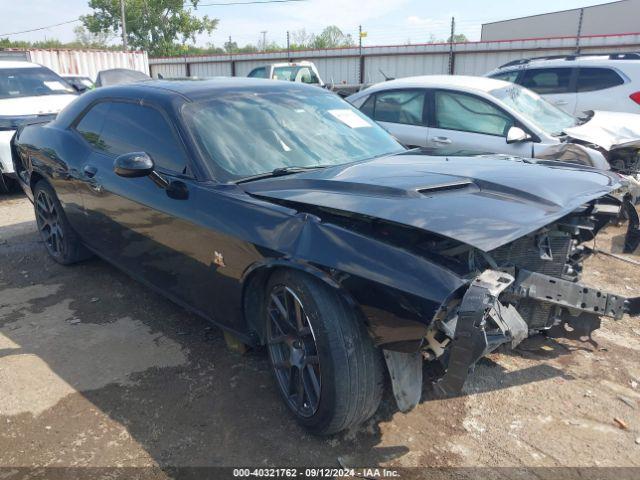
506, 126, 531, 144
114, 152, 155, 178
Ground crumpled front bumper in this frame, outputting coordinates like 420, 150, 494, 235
433, 269, 640, 398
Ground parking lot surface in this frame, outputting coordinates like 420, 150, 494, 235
1, 193, 640, 473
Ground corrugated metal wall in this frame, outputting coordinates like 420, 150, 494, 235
481, 0, 640, 41
191, 61, 232, 77
149, 32, 640, 84
150, 62, 187, 78
23, 49, 149, 80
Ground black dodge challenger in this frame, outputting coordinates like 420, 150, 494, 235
11, 78, 640, 435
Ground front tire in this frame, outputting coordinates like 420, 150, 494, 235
265, 269, 383, 435
33, 180, 92, 265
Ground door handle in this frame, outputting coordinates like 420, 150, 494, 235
83, 165, 97, 178
554, 100, 568, 106
432, 136, 452, 144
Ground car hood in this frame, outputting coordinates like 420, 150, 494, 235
564, 110, 640, 151
0, 94, 77, 116
242, 153, 622, 252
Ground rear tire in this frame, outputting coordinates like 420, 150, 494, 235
33, 180, 92, 265
264, 269, 383, 435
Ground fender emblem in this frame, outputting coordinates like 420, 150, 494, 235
213, 251, 226, 268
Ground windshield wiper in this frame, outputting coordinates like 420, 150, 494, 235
235, 165, 327, 184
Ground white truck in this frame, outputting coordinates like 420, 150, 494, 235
247, 61, 324, 87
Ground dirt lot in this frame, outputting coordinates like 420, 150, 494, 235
1, 193, 640, 477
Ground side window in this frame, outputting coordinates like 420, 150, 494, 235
298, 67, 319, 84
248, 67, 267, 78
520, 68, 573, 94
99, 102, 188, 174
75, 102, 110, 149
434, 91, 514, 136
373, 90, 426, 126
576, 68, 624, 92
358, 95, 375, 117
491, 70, 520, 83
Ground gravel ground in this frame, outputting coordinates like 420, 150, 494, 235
1, 193, 639, 478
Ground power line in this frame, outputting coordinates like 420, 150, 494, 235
0, 0, 308, 38
0, 18, 80, 37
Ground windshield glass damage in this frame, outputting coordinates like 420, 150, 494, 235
490, 84, 578, 136
183, 90, 404, 181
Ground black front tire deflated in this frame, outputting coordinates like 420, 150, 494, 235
265, 270, 384, 435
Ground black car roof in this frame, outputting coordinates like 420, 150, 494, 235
54, 77, 329, 134
94, 77, 324, 101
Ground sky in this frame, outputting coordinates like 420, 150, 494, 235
0, 0, 612, 49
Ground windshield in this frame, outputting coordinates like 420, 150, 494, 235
0, 67, 75, 99
490, 84, 577, 136
184, 90, 404, 180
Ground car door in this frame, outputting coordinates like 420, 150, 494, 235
361, 89, 428, 148
428, 89, 533, 157
519, 67, 577, 114
72, 99, 245, 328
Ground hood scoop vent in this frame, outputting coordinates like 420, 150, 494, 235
418, 180, 475, 196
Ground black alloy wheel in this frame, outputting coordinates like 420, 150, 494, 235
266, 284, 322, 418
35, 188, 66, 260
32, 180, 92, 265
264, 269, 384, 435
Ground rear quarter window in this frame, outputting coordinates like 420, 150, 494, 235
576, 67, 625, 92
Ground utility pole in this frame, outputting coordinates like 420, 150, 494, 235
120, 0, 127, 51
229, 35, 235, 76
286, 31, 290, 62
448, 16, 455, 74
358, 25, 364, 84
261, 30, 267, 52
575, 8, 584, 54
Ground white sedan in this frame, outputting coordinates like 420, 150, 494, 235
346, 75, 640, 179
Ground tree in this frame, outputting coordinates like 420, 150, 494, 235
73, 25, 112, 48
223, 39, 238, 53
310, 26, 354, 49
290, 28, 312, 49
447, 33, 468, 43
82, 0, 218, 56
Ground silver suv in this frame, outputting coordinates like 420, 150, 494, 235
485, 52, 640, 116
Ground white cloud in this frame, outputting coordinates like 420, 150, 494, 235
406, 15, 449, 28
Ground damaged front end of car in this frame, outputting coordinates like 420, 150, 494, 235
385, 196, 640, 411
538, 111, 640, 202
243, 153, 640, 415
